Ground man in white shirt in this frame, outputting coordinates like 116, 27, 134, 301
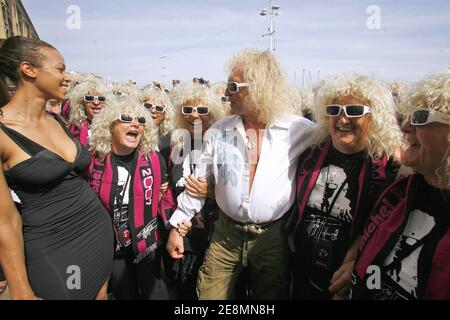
167, 48, 316, 299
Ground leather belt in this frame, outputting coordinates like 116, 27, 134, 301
223, 213, 282, 235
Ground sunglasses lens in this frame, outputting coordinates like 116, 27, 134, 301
119, 115, 146, 125
326, 105, 341, 116
412, 110, 429, 124
182, 107, 193, 114
138, 117, 146, 125
120, 114, 133, 122
197, 107, 209, 115
84, 96, 94, 102
227, 83, 238, 92
155, 106, 165, 113
143, 103, 152, 109
98, 96, 106, 102
346, 105, 366, 117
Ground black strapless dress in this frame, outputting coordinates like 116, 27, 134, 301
0, 120, 114, 300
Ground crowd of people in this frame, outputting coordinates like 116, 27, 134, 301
0, 36, 448, 300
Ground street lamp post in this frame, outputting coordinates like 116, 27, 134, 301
160, 54, 168, 81
259, 0, 280, 51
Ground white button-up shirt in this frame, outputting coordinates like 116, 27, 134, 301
169, 114, 316, 227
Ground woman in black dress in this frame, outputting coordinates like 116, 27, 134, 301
0, 36, 114, 300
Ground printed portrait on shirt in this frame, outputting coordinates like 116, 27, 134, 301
307, 165, 352, 222
114, 166, 131, 224
216, 130, 244, 188
380, 209, 436, 299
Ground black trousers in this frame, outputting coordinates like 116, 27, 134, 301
109, 246, 169, 300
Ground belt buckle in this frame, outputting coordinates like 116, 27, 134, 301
241, 224, 265, 235
232, 216, 266, 235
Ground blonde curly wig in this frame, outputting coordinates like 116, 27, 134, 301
399, 74, 450, 116
170, 83, 226, 145
312, 74, 403, 157
389, 81, 410, 108
67, 79, 114, 127
211, 81, 227, 96
292, 88, 314, 118
67, 72, 98, 89
226, 48, 295, 124
112, 82, 139, 97
399, 73, 450, 184
139, 87, 175, 135
89, 96, 159, 159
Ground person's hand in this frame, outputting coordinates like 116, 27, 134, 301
160, 182, 169, 194
185, 176, 215, 199
332, 293, 349, 300
329, 260, 355, 298
166, 228, 184, 259
185, 176, 208, 198
159, 182, 169, 201
176, 220, 192, 237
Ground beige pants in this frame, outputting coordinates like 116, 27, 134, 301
196, 213, 289, 300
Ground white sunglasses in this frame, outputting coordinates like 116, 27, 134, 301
410, 108, 449, 126
325, 104, 371, 118
227, 82, 249, 93
181, 106, 210, 116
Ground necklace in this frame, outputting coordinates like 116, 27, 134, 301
246, 139, 256, 150
244, 122, 266, 150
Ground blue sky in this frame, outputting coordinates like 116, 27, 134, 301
22, 0, 450, 87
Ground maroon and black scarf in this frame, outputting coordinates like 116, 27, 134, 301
353, 175, 450, 299
70, 120, 89, 148
295, 139, 390, 237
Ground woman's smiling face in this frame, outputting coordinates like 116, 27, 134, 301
401, 108, 449, 178
182, 98, 211, 137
